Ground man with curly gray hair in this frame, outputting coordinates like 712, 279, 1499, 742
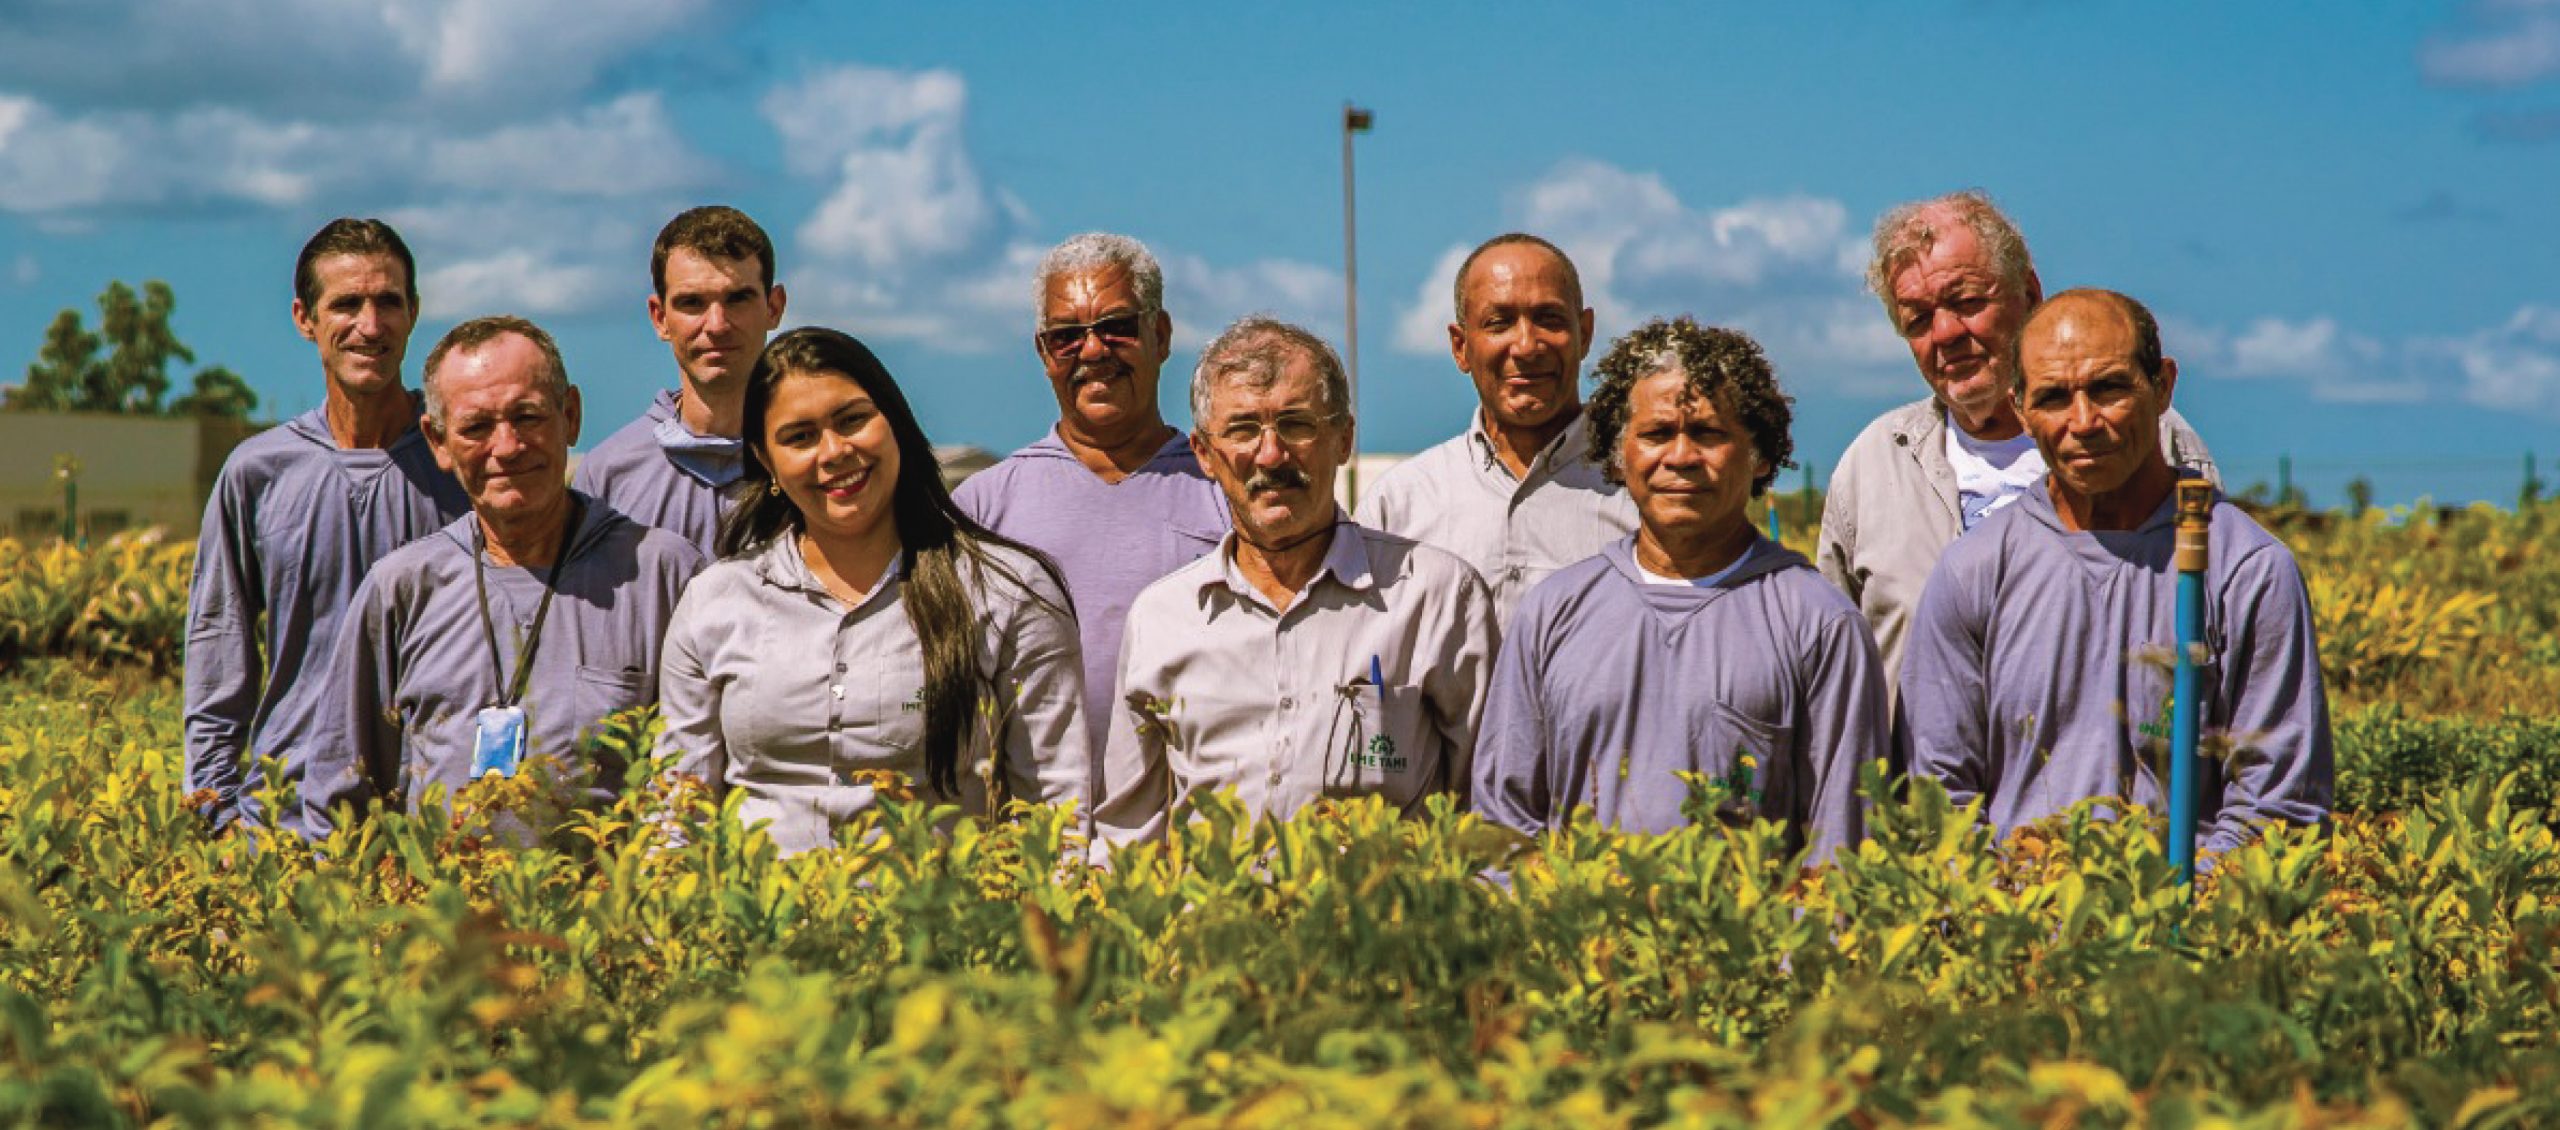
1475, 317, 1884, 862
1819, 191, 2216, 695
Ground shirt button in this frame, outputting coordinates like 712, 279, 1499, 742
1268, 772, 1283, 786
835, 663, 847, 673
829, 684, 844, 699
828, 720, 841, 732
1279, 696, 1295, 710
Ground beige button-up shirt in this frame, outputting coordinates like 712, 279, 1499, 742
655, 533, 1090, 855
1092, 517, 1499, 850
1359, 410, 1638, 624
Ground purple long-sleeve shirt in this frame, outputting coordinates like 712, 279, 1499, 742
953, 429, 1229, 749
183, 406, 469, 836
1899, 483, 2333, 855
302, 495, 706, 838
1474, 537, 1884, 861
571, 389, 743, 557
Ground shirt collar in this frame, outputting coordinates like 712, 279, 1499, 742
1200, 508, 1374, 602
652, 388, 747, 488
751, 530, 907, 611
1466, 407, 1592, 482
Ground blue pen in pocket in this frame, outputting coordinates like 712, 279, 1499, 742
1369, 654, 1386, 706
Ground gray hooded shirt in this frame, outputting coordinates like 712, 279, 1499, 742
1898, 483, 2333, 855
571, 388, 743, 557
184, 406, 470, 835
1474, 536, 1884, 861
303, 495, 706, 836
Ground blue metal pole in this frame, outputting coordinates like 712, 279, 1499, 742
2169, 480, 2212, 887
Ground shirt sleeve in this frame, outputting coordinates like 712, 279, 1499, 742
1419, 564, 1499, 812
1898, 549, 1996, 815
301, 574, 399, 839
182, 468, 264, 829
653, 586, 729, 795
1090, 610, 1172, 861
1793, 607, 1888, 862
989, 558, 1092, 817
1816, 462, 1862, 605
2202, 546, 2334, 855
1471, 596, 1555, 833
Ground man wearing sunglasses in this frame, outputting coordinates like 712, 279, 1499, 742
1092, 318, 1497, 854
955, 233, 1229, 775
1360, 233, 1637, 626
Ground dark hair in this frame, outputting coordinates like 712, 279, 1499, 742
294, 218, 417, 310
1585, 317, 1795, 496
1452, 232, 1583, 321
653, 206, 776, 296
720, 327, 1069, 798
2005, 288, 2166, 396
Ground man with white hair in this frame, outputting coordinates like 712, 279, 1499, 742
1093, 317, 1498, 851
956, 233, 1228, 762
1819, 191, 2216, 690
303, 316, 705, 839
1361, 232, 1636, 623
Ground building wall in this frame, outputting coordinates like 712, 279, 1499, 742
0, 413, 262, 538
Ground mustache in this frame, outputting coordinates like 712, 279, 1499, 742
1244, 466, 1310, 493
1071, 359, 1127, 382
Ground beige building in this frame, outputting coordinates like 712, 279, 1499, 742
0, 412, 262, 539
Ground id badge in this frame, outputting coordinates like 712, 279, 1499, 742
472, 705, 528, 778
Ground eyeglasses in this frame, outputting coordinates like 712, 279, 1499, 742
1210, 413, 1337, 452
1037, 313, 1149, 358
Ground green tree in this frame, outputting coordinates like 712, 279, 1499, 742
7, 279, 255, 421
8, 309, 99, 412
169, 365, 259, 419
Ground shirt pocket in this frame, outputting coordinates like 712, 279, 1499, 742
1319, 680, 1432, 804
1697, 702, 1788, 829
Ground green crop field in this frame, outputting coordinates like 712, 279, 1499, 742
2, 502, 2555, 1126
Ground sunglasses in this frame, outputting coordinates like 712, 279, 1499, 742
1038, 313, 1149, 358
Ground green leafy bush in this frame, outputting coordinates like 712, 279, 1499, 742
2, 663, 2555, 1126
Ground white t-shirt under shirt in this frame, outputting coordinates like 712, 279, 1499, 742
1634, 539, 1760, 588
1947, 425, 2046, 532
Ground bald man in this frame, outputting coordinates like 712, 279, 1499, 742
1360, 233, 1636, 624
1899, 289, 2331, 856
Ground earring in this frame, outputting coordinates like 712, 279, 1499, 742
767, 482, 781, 496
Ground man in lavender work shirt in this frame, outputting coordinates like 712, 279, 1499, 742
1900, 290, 2331, 855
304, 317, 704, 838
572, 206, 788, 556
1475, 319, 1884, 861
954, 233, 1228, 756
184, 219, 469, 836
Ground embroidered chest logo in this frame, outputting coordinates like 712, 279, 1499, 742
901, 686, 927, 714
1351, 733, 1406, 773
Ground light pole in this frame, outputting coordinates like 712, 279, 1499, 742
1341, 102, 1373, 507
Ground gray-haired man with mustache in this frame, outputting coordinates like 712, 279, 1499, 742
955, 234, 1230, 772
1092, 317, 1498, 854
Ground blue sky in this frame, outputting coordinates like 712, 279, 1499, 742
3, 1, 2556, 505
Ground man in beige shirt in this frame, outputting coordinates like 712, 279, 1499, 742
1093, 317, 1500, 852
1361, 233, 1636, 622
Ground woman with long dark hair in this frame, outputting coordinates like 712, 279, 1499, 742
655, 327, 1090, 854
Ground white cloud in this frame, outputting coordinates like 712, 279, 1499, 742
2447, 305, 2560, 414
765, 64, 1342, 355
419, 251, 618, 319
2422, 5, 2560, 88
2229, 316, 2345, 375
426, 93, 713, 198
9, 253, 35, 287
1391, 244, 1470, 357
